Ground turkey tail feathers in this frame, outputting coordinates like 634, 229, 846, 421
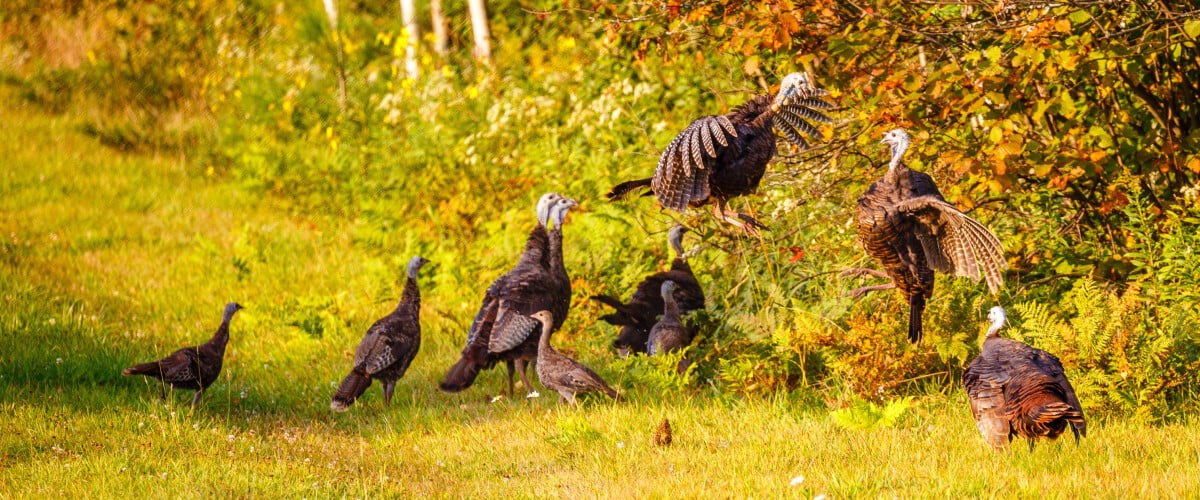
439, 350, 485, 393
330, 370, 372, 412
607, 178, 653, 201
908, 294, 924, 343
122, 362, 159, 377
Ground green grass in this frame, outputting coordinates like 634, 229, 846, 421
2, 98, 1199, 498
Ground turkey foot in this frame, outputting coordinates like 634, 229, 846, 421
713, 204, 767, 236
840, 267, 890, 279
845, 283, 896, 299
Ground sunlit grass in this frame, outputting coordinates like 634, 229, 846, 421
2, 97, 1199, 497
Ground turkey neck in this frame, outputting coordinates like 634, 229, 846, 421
662, 291, 681, 321
398, 275, 421, 314
884, 142, 910, 184
209, 311, 235, 353
548, 227, 565, 275
537, 320, 554, 353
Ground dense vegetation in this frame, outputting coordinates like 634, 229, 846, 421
2, 0, 1200, 494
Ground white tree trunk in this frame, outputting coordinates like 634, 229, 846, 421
400, 0, 420, 78
467, 0, 492, 63
430, 0, 449, 55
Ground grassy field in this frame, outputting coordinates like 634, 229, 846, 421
2, 97, 1199, 498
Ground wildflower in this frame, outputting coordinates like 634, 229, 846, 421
240, 390, 248, 399
55, 357, 63, 365
48, 318, 56, 325
814, 495, 827, 500
490, 395, 503, 403
790, 476, 805, 487
526, 391, 540, 399
616, 442, 625, 449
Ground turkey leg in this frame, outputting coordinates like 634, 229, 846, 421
515, 359, 535, 395
839, 267, 890, 279
713, 202, 768, 236
382, 380, 396, 406
845, 283, 896, 299
503, 360, 516, 396
190, 389, 204, 408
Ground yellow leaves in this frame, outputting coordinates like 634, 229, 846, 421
984, 46, 1002, 62
1059, 91, 1078, 119
465, 86, 479, 99
988, 126, 1005, 144
742, 57, 761, 77
556, 36, 576, 51
1187, 157, 1200, 174
1054, 18, 1072, 33
1089, 150, 1108, 162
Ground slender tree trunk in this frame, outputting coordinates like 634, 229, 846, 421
322, 0, 347, 109
467, 0, 492, 63
430, 0, 449, 56
399, 0, 420, 78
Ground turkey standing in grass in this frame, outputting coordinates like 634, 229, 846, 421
607, 72, 832, 234
122, 302, 244, 407
646, 281, 691, 356
847, 128, 1007, 342
531, 310, 620, 404
591, 225, 704, 355
330, 256, 429, 412
439, 194, 577, 395
962, 306, 1086, 450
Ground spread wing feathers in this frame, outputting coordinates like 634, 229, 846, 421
652, 115, 736, 211
771, 100, 829, 150
353, 332, 397, 375
892, 195, 1006, 294
487, 304, 540, 353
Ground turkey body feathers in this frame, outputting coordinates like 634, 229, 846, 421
963, 337, 1086, 449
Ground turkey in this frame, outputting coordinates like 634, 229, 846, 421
962, 306, 1086, 450
439, 193, 577, 395
330, 256, 429, 412
848, 128, 1007, 342
530, 310, 620, 404
122, 302, 244, 407
607, 72, 832, 233
591, 225, 704, 355
646, 281, 690, 356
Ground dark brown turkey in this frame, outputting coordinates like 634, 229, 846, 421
607, 72, 831, 233
591, 225, 704, 355
962, 306, 1086, 450
331, 256, 428, 412
122, 302, 243, 407
646, 281, 690, 356
530, 310, 620, 404
440, 193, 577, 395
850, 128, 1006, 342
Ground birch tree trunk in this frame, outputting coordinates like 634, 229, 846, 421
467, 0, 492, 63
399, 0, 420, 78
430, 0, 448, 56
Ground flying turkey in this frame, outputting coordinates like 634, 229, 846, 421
607, 72, 832, 233
331, 256, 429, 412
962, 306, 1086, 450
591, 225, 704, 355
440, 193, 578, 395
530, 310, 620, 404
122, 302, 244, 407
849, 128, 1007, 342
